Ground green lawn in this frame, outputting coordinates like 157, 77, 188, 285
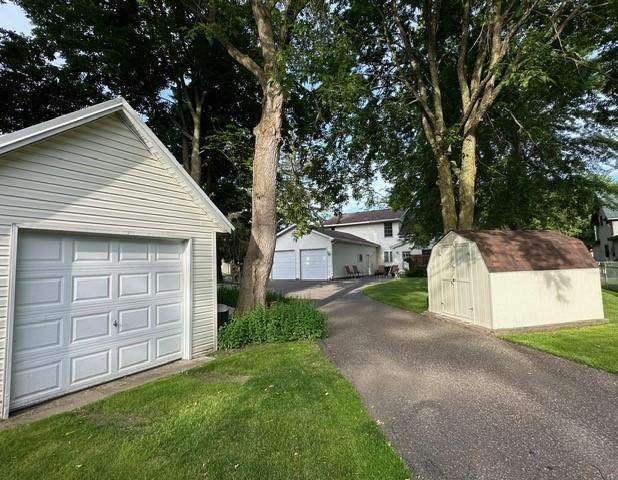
363, 277, 617, 374
0, 342, 410, 480
363, 277, 428, 313
500, 289, 618, 374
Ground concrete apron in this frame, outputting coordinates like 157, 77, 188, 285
0, 356, 213, 430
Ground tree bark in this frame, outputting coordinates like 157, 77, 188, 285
236, 81, 284, 312
436, 151, 458, 231
458, 128, 477, 229
189, 98, 204, 185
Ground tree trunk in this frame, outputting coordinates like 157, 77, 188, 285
458, 129, 477, 229
236, 82, 283, 312
436, 151, 458, 231
189, 100, 203, 185
181, 137, 190, 173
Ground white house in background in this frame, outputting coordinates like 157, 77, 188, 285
592, 194, 618, 261
0, 98, 231, 418
323, 209, 426, 270
271, 208, 425, 280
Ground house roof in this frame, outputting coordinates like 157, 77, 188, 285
454, 230, 598, 273
314, 228, 379, 247
323, 208, 405, 226
0, 97, 233, 232
600, 194, 618, 220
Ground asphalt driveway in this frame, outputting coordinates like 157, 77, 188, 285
270, 279, 618, 480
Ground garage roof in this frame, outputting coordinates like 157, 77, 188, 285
455, 230, 598, 272
0, 97, 232, 232
315, 228, 379, 247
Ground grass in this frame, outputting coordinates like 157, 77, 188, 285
0, 342, 411, 480
500, 289, 618, 374
362, 277, 617, 374
363, 277, 428, 313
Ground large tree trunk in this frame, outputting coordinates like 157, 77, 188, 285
436, 151, 458, 231
189, 100, 203, 185
458, 129, 477, 229
236, 82, 284, 312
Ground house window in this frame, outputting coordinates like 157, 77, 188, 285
605, 245, 610, 258
384, 251, 393, 263
357, 254, 363, 262
384, 222, 393, 237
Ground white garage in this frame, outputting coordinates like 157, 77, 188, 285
427, 230, 605, 330
272, 227, 378, 280
0, 98, 232, 417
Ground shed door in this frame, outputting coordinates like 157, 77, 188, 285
440, 246, 456, 316
300, 249, 328, 280
10, 231, 185, 410
454, 244, 473, 320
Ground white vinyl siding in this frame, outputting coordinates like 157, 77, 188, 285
0, 114, 218, 415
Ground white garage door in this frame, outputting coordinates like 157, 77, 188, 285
301, 249, 328, 280
272, 250, 296, 279
10, 231, 186, 410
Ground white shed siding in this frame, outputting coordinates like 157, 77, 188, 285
0, 114, 219, 415
489, 268, 604, 329
331, 242, 378, 278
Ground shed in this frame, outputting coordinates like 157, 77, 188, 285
0, 98, 232, 418
427, 230, 604, 330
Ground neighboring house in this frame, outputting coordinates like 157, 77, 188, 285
323, 209, 426, 271
271, 208, 425, 280
0, 98, 231, 418
592, 195, 618, 261
428, 230, 604, 330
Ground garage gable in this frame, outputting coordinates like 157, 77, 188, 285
0, 97, 232, 234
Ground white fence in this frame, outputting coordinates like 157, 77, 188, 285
599, 262, 618, 291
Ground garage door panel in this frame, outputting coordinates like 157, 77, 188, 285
119, 240, 149, 261
10, 231, 186, 411
118, 341, 150, 371
71, 311, 111, 343
11, 361, 62, 404
272, 250, 295, 279
72, 275, 111, 303
16, 276, 64, 307
156, 271, 182, 293
70, 349, 111, 385
73, 238, 111, 262
301, 249, 328, 280
118, 272, 150, 297
156, 303, 181, 326
118, 306, 150, 333
156, 334, 182, 359
14, 318, 63, 354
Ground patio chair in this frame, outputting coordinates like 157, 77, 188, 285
391, 265, 401, 278
375, 264, 386, 277
352, 265, 362, 277
344, 265, 354, 278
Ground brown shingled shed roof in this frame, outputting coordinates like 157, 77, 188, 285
454, 230, 598, 273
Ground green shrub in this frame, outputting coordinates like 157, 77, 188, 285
218, 298, 327, 349
217, 285, 283, 307
405, 266, 427, 277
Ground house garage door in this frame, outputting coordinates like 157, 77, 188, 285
301, 249, 328, 280
10, 231, 185, 410
272, 250, 296, 279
